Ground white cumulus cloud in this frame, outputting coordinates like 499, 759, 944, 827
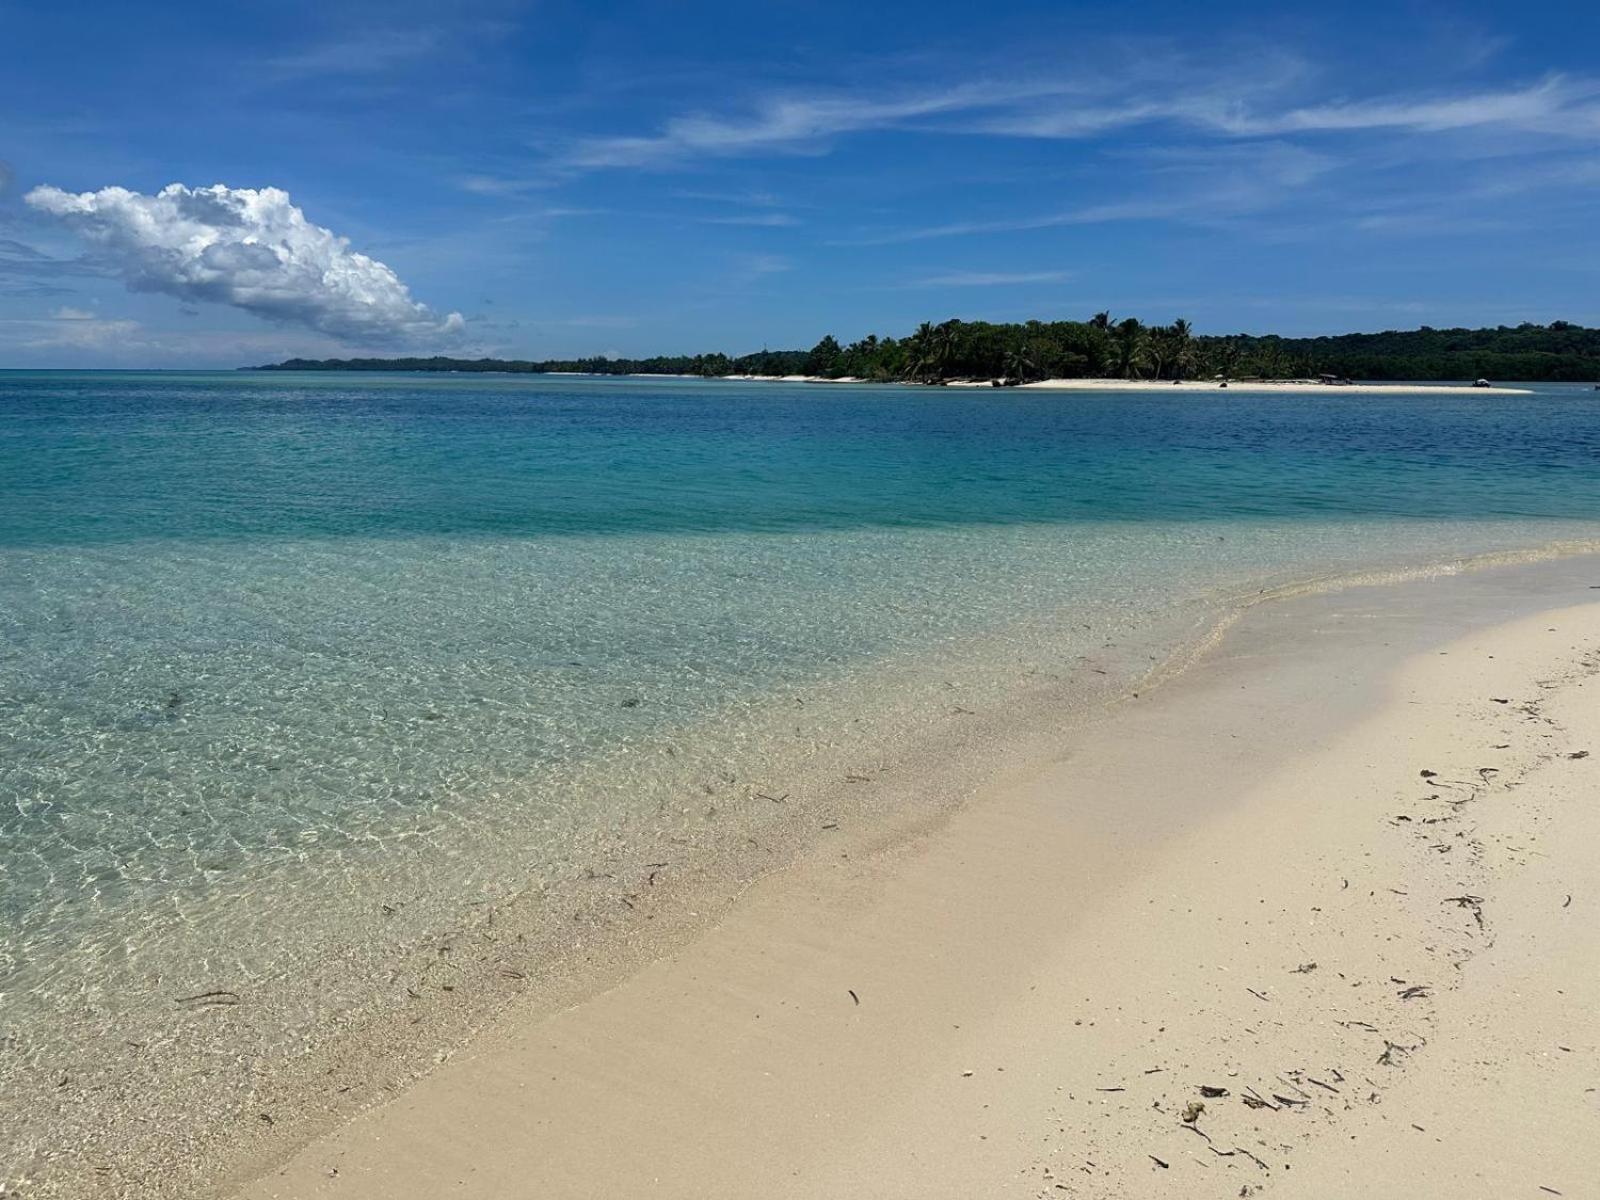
24, 182, 462, 343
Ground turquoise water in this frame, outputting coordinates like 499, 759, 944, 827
4, 370, 1600, 1188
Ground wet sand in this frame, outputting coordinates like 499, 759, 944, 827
225, 557, 1600, 1199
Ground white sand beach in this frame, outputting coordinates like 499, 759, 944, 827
223, 557, 1600, 1200
722, 374, 866, 383
715, 376, 1535, 394
1021, 378, 1534, 395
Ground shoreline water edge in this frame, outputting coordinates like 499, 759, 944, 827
716, 374, 1535, 394
8, 541, 1599, 1199
224, 549, 1600, 1200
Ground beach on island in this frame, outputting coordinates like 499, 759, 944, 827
1020, 378, 1535, 396
217, 554, 1600, 1200
710, 375, 1535, 395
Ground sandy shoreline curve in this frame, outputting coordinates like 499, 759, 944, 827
707, 374, 1534, 394
220, 554, 1600, 1200
1019, 377, 1533, 395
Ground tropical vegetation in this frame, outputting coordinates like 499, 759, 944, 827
261, 318, 1600, 384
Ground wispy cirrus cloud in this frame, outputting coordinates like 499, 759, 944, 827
0, 237, 100, 279
0, 312, 144, 351
906, 270, 1073, 287
0, 235, 101, 298
970, 74, 1599, 139
739, 253, 792, 276
264, 29, 441, 77
842, 142, 1338, 244
541, 60, 1600, 180
699, 212, 800, 227
548, 79, 1084, 172
849, 199, 1197, 245
669, 187, 788, 207
1216, 74, 1599, 136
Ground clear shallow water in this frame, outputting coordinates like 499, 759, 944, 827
3, 371, 1600, 1186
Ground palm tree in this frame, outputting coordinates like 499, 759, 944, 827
1003, 342, 1040, 384
905, 322, 937, 381
921, 320, 958, 382
1211, 338, 1242, 380
1112, 318, 1149, 379
1168, 318, 1196, 380
1257, 342, 1291, 379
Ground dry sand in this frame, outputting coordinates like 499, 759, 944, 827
225, 562, 1600, 1200
1021, 378, 1533, 395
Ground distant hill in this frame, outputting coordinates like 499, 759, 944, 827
258, 318, 1600, 384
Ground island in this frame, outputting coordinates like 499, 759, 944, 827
258, 316, 1600, 386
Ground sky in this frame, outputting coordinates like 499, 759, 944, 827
2, 0, 1599, 366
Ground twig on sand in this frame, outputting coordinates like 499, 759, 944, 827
1443, 894, 1487, 929
1207, 1145, 1269, 1171
1378, 1040, 1412, 1067
1241, 1087, 1278, 1111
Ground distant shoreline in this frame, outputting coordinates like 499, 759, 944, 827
733, 374, 1536, 395
249, 317, 1600, 385
1019, 376, 1535, 395
244, 367, 1538, 395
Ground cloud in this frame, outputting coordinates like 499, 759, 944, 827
843, 141, 1338, 244
25, 182, 462, 343
265, 29, 439, 77
741, 253, 792, 275
699, 212, 800, 227
908, 270, 1073, 287
0, 314, 144, 350
545, 56, 1600, 179
965, 75, 1599, 140
552, 80, 1078, 171
670, 188, 787, 207
852, 200, 1189, 244
51, 305, 96, 320
0, 237, 99, 279
1195, 75, 1599, 137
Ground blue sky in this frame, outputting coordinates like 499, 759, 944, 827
2, 0, 1598, 366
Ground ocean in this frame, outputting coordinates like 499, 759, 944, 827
3, 369, 1599, 1190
